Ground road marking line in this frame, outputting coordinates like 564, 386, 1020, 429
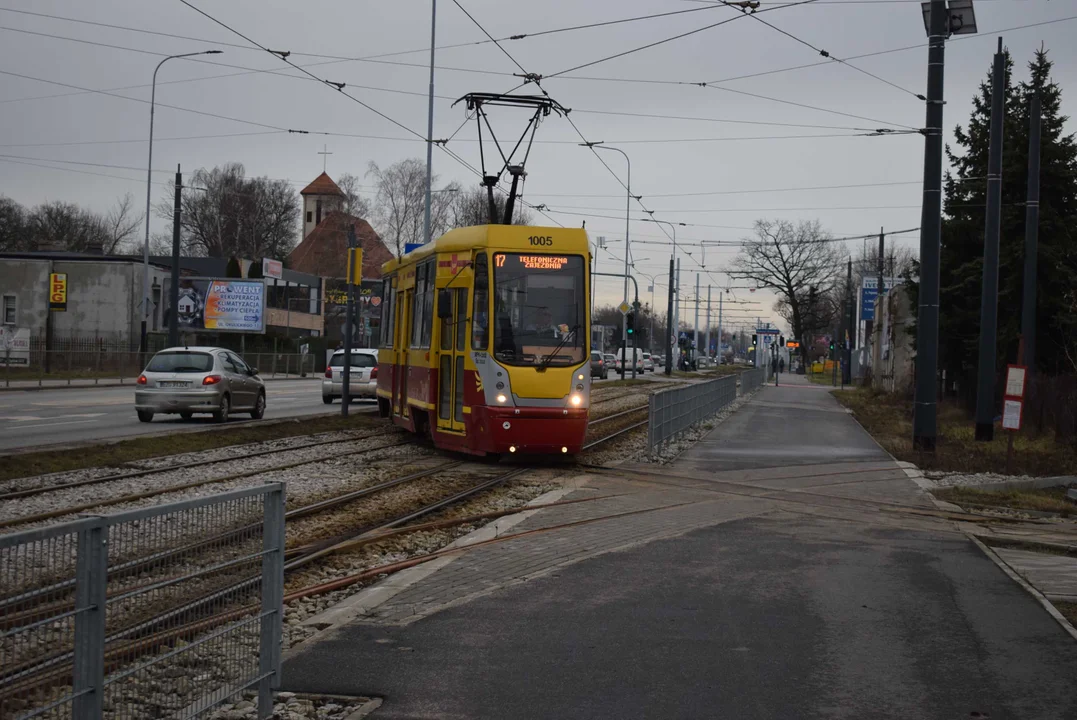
15, 419, 97, 430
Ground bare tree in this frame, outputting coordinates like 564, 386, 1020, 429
449, 186, 533, 228
101, 193, 143, 254
367, 158, 460, 256
26, 201, 109, 252
156, 163, 299, 259
731, 219, 843, 367
0, 196, 27, 252
336, 172, 373, 219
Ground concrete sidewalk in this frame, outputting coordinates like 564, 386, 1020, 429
282, 381, 1077, 719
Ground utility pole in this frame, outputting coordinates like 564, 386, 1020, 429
975, 37, 1006, 442
694, 273, 700, 363
342, 227, 359, 418
167, 165, 182, 347
422, 0, 437, 246
912, 0, 950, 452
718, 291, 723, 363
705, 285, 712, 359
674, 257, 681, 351
844, 258, 852, 387
1022, 91, 1041, 371
665, 256, 674, 375
874, 227, 884, 367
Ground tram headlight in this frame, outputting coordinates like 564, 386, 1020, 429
571, 394, 582, 406
496, 394, 507, 403
575, 384, 584, 392
577, 373, 585, 381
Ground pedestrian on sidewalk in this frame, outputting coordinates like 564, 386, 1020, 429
779, 357, 785, 374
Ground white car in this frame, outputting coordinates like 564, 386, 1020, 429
322, 349, 379, 404
641, 353, 655, 372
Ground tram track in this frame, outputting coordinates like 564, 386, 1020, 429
1, 422, 644, 705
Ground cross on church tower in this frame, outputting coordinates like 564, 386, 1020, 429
318, 144, 332, 172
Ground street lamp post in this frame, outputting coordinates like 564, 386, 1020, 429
636, 269, 658, 353
913, 0, 977, 451
142, 50, 222, 358
581, 142, 633, 378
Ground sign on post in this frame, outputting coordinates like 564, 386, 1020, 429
618, 300, 631, 315
1001, 364, 1027, 432
859, 277, 897, 322
1002, 399, 1023, 431
49, 273, 67, 311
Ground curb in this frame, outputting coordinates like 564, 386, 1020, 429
966, 534, 1077, 642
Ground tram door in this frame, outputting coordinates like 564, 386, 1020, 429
395, 289, 411, 418
436, 288, 468, 434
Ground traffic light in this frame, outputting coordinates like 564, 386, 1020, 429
779, 335, 785, 347
829, 339, 835, 352
752, 333, 758, 345
626, 312, 635, 336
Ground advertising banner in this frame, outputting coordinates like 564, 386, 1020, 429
262, 258, 283, 279
168, 278, 266, 334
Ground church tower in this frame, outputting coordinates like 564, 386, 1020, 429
299, 172, 345, 240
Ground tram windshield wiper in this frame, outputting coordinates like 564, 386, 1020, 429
539, 325, 579, 370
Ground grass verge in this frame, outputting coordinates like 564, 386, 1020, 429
1056, 602, 1077, 628
935, 486, 1076, 518
832, 386, 1077, 476
0, 414, 383, 483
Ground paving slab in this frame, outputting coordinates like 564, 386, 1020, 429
995, 547, 1077, 601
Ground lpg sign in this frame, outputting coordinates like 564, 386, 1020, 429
49, 273, 67, 311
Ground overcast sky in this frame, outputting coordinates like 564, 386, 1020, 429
1, 0, 1074, 335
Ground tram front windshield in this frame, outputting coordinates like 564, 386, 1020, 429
492, 253, 585, 367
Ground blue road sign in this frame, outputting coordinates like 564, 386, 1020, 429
860, 277, 897, 321
403, 242, 424, 255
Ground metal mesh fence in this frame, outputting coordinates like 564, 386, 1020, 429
647, 374, 738, 455
740, 368, 764, 395
0, 483, 285, 720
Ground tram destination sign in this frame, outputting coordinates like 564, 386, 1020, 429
495, 253, 571, 271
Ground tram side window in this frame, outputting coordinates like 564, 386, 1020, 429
471, 253, 489, 350
380, 277, 394, 348
422, 261, 434, 347
411, 261, 435, 349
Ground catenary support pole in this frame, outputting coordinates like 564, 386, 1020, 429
694, 273, 700, 364
718, 291, 723, 363
167, 166, 182, 347
665, 256, 674, 375
342, 227, 358, 417
705, 285, 711, 359
913, 0, 948, 452
422, 0, 436, 246
975, 37, 1006, 442
1022, 91, 1041, 371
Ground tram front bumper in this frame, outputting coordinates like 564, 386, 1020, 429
483, 406, 589, 454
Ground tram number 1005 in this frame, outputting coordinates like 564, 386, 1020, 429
528, 236, 553, 246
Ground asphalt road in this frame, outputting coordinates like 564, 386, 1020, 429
0, 379, 377, 452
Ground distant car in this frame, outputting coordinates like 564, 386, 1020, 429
603, 353, 618, 373
641, 353, 655, 372
323, 349, 379, 403
135, 347, 265, 423
590, 351, 608, 380
653, 353, 665, 368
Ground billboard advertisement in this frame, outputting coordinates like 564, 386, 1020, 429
168, 278, 266, 334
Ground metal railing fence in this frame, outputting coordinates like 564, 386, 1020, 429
740, 368, 764, 395
2, 351, 317, 388
647, 374, 737, 455
0, 483, 285, 720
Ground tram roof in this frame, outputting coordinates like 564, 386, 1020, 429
381, 224, 589, 275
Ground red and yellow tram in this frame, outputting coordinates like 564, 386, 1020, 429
376, 225, 592, 456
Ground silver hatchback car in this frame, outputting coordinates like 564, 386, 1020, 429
135, 347, 265, 423
322, 349, 379, 403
